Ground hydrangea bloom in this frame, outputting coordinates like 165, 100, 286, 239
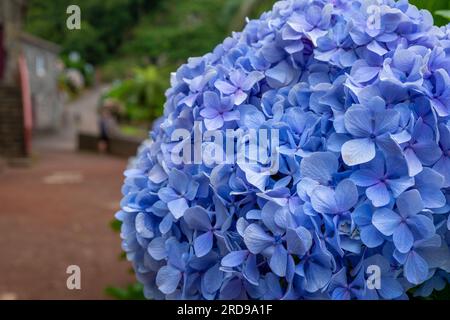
116, 0, 450, 300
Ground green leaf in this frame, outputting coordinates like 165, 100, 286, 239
110, 219, 122, 232
105, 283, 146, 300
435, 10, 450, 20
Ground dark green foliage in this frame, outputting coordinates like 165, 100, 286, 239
120, 0, 236, 66
109, 219, 122, 233
409, 284, 450, 300
409, 0, 450, 26
25, 0, 158, 64
104, 66, 168, 122
105, 283, 146, 300
25, 0, 276, 67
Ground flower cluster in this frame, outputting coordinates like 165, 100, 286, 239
117, 0, 450, 300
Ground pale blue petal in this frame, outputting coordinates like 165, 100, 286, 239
300, 152, 338, 185
335, 179, 358, 212
156, 265, 181, 294
168, 198, 189, 219
194, 231, 214, 257
372, 208, 401, 236
183, 206, 211, 231
148, 237, 167, 261
404, 251, 429, 285
221, 250, 249, 267
269, 244, 288, 277
202, 263, 223, 294
393, 223, 414, 254
366, 182, 391, 207
243, 224, 274, 254
396, 190, 423, 218
311, 185, 338, 214
286, 227, 312, 256
342, 138, 376, 166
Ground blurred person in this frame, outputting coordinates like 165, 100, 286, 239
98, 101, 120, 153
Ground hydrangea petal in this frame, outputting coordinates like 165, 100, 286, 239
156, 265, 182, 295
342, 138, 376, 166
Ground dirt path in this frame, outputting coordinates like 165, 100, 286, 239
0, 86, 136, 299
0, 150, 134, 299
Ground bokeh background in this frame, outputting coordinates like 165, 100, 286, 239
0, 0, 449, 299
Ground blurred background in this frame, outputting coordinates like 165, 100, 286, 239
0, 0, 449, 299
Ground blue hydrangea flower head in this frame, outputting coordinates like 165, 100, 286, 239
117, 0, 450, 300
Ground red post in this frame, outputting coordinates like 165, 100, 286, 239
19, 54, 32, 156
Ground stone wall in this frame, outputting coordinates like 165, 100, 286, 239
20, 34, 62, 131
0, 85, 25, 158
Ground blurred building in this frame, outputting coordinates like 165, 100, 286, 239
20, 33, 62, 131
0, 0, 62, 159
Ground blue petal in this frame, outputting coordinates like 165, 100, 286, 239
269, 244, 288, 277
148, 237, 167, 261
311, 185, 338, 214
404, 148, 423, 177
243, 254, 260, 286
379, 277, 404, 299
286, 227, 312, 256
300, 152, 338, 185
238, 105, 266, 129
266, 61, 296, 88
350, 169, 380, 187
373, 109, 400, 135
366, 182, 391, 207
353, 204, 372, 226
203, 91, 221, 110
243, 224, 274, 254
433, 157, 450, 188
332, 287, 351, 300
342, 138, 376, 166
158, 187, 178, 203
328, 267, 348, 290
202, 263, 223, 295
135, 212, 154, 238
372, 208, 401, 236
404, 251, 429, 285
183, 206, 211, 231
220, 278, 242, 300
302, 257, 332, 293
149, 164, 168, 184
413, 141, 442, 166
169, 169, 189, 195
360, 226, 385, 248
387, 176, 415, 198
221, 250, 249, 267
393, 223, 414, 254
415, 168, 446, 209
242, 71, 264, 91
159, 214, 173, 234
215, 80, 236, 95
204, 116, 224, 130
344, 106, 372, 137
408, 215, 435, 240
156, 265, 181, 294
396, 189, 423, 218
194, 231, 213, 257
335, 179, 358, 212
168, 198, 189, 219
